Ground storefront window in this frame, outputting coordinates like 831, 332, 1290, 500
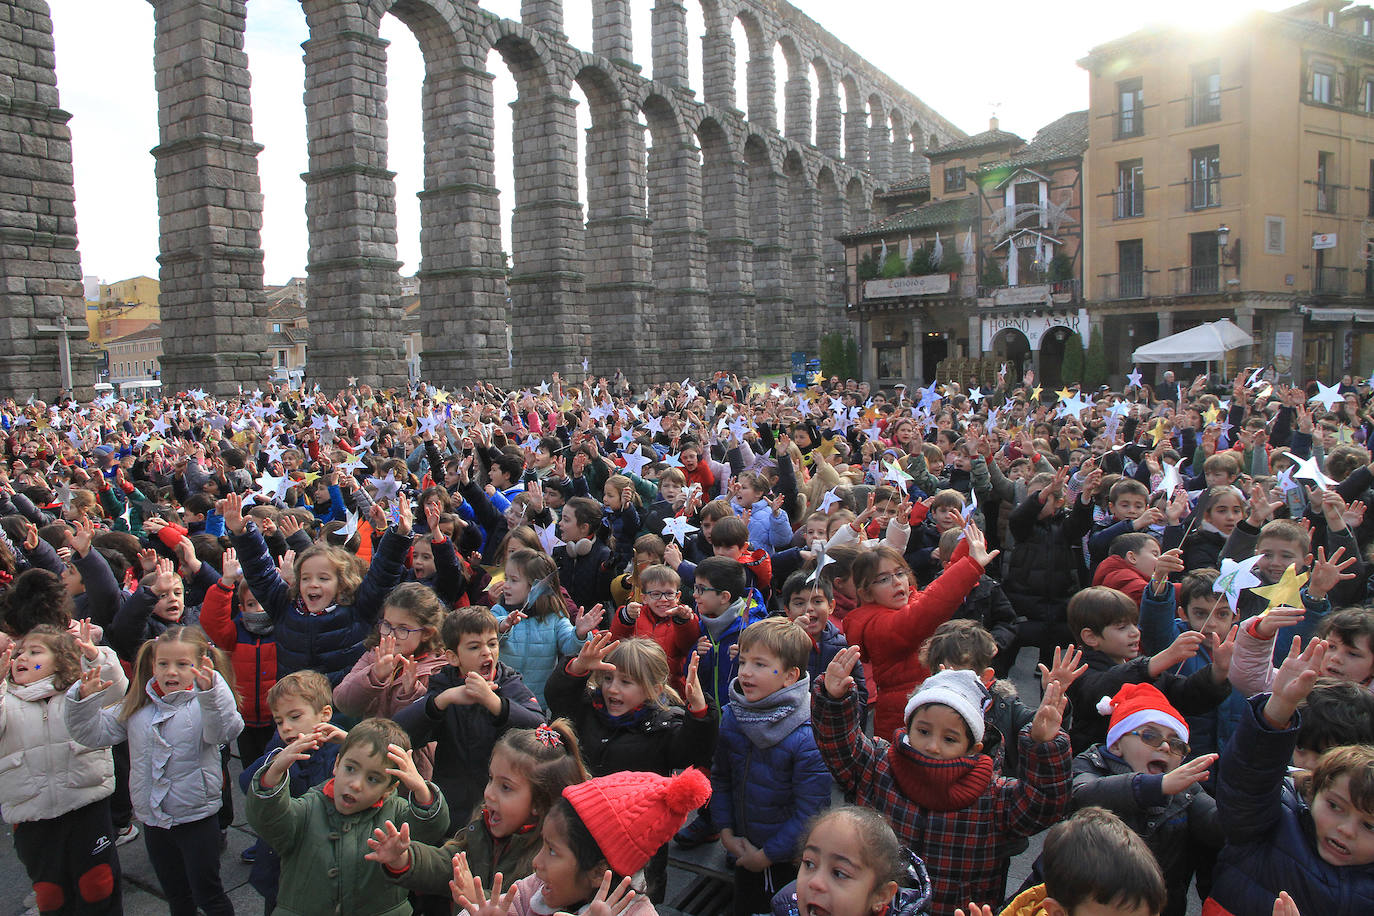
875, 344, 905, 380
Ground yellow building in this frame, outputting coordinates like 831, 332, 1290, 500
89, 276, 160, 347
1079, 0, 1374, 382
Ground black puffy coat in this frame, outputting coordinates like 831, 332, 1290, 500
1003, 491, 1092, 623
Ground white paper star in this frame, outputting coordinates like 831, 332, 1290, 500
1126, 367, 1143, 388
819, 488, 843, 514
662, 453, 684, 469
661, 515, 698, 546
1214, 555, 1262, 613
1154, 460, 1181, 496
644, 415, 664, 435
1309, 381, 1343, 412
347, 377, 359, 387
620, 449, 650, 478
338, 510, 360, 541
536, 522, 564, 554
367, 471, 402, 502
1287, 452, 1334, 492
883, 459, 913, 487
807, 543, 835, 584
967, 386, 985, 404
581, 357, 590, 372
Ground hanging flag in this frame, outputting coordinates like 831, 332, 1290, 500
879, 238, 889, 264
904, 235, 913, 261
962, 226, 975, 263
931, 232, 943, 268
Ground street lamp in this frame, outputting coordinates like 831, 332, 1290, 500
1216, 224, 1230, 248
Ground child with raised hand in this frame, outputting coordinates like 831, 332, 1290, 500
407, 499, 468, 607
65, 626, 243, 916
842, 524, 996, 742
1208, 638, 1374, 914
545, 634, 716, 902
1068, 683, 1222, 916
1, 623, 128, 916
1229, 594, 1368, 699
779, 571, 868, 710
494, 548, 598, 708
608, 563, 698, 695
453, 767, 712, 916
222, 490, 413, 684
814, 644, 1075, 914
246, 717, 449, 916
335, 582, 449, 774
365, 720, 588, 905
602, 474, 644, 572
770, 805, 932, 916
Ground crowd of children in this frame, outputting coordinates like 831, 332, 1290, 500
0, 366, 1371, 916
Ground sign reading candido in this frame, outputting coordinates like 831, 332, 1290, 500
863, 275, 952, 299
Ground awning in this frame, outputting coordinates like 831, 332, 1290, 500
1131, 318, 1253, 363
118, 380, 162, 390
1307, 308, 1374, 322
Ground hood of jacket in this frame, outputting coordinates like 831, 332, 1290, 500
727, 674, 812, 749
1092, 555, 1149, 591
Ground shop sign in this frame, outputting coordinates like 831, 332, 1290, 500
863, 274, 951, 299
981, 308, 1091, 351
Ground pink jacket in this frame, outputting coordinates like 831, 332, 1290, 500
503, 875, 660, 916
1228, 616, 1279, 697
333, 648, 448, 777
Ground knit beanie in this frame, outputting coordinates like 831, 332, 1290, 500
1097, 682, 1189, 749
902, 668, 987, 744
561, 768, 712, 877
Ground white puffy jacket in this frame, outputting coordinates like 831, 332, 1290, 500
66, 670, 243, 829
0, 646, 127, 824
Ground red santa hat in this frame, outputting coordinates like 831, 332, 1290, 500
1097, 682, 1189, 749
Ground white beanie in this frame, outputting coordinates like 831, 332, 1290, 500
903, 669, 987, 744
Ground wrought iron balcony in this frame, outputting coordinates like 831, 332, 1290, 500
1171, 265, 1220, 295
1314, 266, 1348, 296
1113, 188, 1144, 219
1316, 185, 1338, 214
1100, 272, 1151, 300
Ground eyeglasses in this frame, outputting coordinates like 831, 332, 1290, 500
692, 585, 722, 596
869, 570, 911, 588
1125, 728, 1190, 758
644, 590, 678, 601
378, 621, 425, 638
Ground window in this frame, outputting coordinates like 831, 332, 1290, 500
1265, 216, 1286, 254
1117, 78, 1144, 138
1363, 79, 1374, 114
1189, 231, 1220, 294
1116, 160, 1144, 218
1311, 68, 1333, 104
1014, 180, 1042, 228
944, 166, 966, 193
1317, 151, 1336, 212
272, 322, 281, 333
1190, 61, 1222, 125
1117, 239, 1144, 298
1189, 146, 1221, 209
277, 350, 288, 367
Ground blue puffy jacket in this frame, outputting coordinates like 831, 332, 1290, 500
1208, 695, 1374, 915
233, 521, 410, 684
493, 604, 586, 709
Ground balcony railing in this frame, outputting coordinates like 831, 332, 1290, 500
1100, 271, 1152, 300
1314, 266, 1349, 295
1113, 188, 1145, 219
1171, 265, 1220, 295
1187, 180, 1220, 210
1186, 95, 1222, 126
1316, 185, 1338, 213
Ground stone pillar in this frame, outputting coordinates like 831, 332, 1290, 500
1157, 311, 1173, 337
146, 0, 270, 395
788, 174, 822, 353
301, 25, 406, 390
909, 314, 925, 384
858, 315, 875, 383
0, 0, 95, 399
889, 116, 911, 181
521, 0, 564, 37
648, 136, 709, 377
749, 160, 789, 373
414, 63, 509, 386
702, 29, 735, 111
784, 74, 811, 143
867, 104, 891, 184
651, 1, 689, 90
745, 52, 775, 132
702, 143, 754, 373
509, 91, 587, 382
844, 102, 868, 170
1232, 303, 1255, 375
815, 80, 842, 158
584, 99, 656, 377
592, 0, 634, 67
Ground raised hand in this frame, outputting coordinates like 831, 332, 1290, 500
1210, 625, 1239, 683
278, 514, 302, 539
373, 634, 401, 683
683, 652, 707, 714
455, 873, 518, 916
363, 820, 412, 871
1029, 677, 1069, 743
73, 617, 100, 661
823, 644, 861, 699
1271, 891, 1300, 916
69, 515, 96, 557
77, 663, 112, 699
425, 500, 443, 537
396, 497, 414, 536
1161, 753, 1219, 796
1253, 605, 1306, 639
193, 653, 217, 691
568, 631, 620, 677
574, 604, 603, 639
220, 546, 242, 585
1308, 545, 1357, 599
277, 549, 297, 588
384, 743, 431, 805
448, 852, 477, 909
262, 730, 324, 789
1264, 637, 1327, 728
1150, 548, 1185, 587
575, 872, 638, 916
1152, 630, 1206, 674
369, 502, 389, 534
963, 523, 999, 568
622, 601, 642, 621
1037, 644, 1087, 690
222, 492, 246, 534
1247, 484, 1283, 527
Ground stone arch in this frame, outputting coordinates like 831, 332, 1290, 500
746, 132, 786, 372
816, 166, 846, 331
733, 8, 774, 130
839, 74, 866, 167
775, 33, 810, 143
812, 57, 840, 157
696, 116, 752, 366
784, 149, 821, 356
845, 174, 870, 233
867, 92, 889, 183
907, 121, 927, 178
888, 109, 910, 184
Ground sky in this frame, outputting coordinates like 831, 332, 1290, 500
49, 0, 1298, 286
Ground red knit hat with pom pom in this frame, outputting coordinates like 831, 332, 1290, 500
561, 768, 712, 876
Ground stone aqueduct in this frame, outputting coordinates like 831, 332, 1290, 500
1, 0, 962, 395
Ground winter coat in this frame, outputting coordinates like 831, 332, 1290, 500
333, 647, 448, 778
695, 591, 770, 709
812, 684, 1071, 916
552, 539, 615, 612
842, 556, 984, 742
1066, 648, 1232, 754
0, 646, 127, 824
608, 604, 699, 695
770, 852, 933, 916
71, 547, 122, 629
232, 521, 410, 684
65, 670, 244, 829
1003, 493, 1093, 623
731, 497, 793, 555
1091, 555, 1151, 606
544, 662, 716, 776
710, 676, 832, 864
1070, 744, 1222, 916
1207, 696, 1374, 916
1086, 517, 1137, 574
986, 681, 1036, 779
1182, 527, 1226, 574
394, 661, 545, 822
492, 605, 587, 709
499, 874, 660, 916
199, 579, 278, 728
391, 812, 542, 898
237, 736, 340, 900
246, 764, 449, 916
106, 568, 213, 662
951, 575, 1019, 658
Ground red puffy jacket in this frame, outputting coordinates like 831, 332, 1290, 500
199, 580, 278, 728
1091, 555, 1149, 607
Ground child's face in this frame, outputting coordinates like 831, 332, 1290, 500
1322, 633, 1374, 685
532, 809, 600, 910
503, 561, 531, 607
804, 519, 829, 545
1083, 620, 1141, 663
713, 543, 744, 561
10, 637, 56, 686
642, 581, 679, 619
658, 480, 682, 505
298, 554, 340, 613
931, 505, 962, 533
153, 641, 201, 693
692, 581, 732, 618
601, 668, 651, 717
1126, 541, 1161, 579
152, 578, 186, 623
1109, 724, 1187, 777
482, 746, 535, 838
906, 702, 978, 759
737, 647, 799, 702
1311, 774, 1374, 866
61, 561, 84, 596
1256, 537, 1305, 583
558, 505, 589, 543
602, 485, 622, 510
534, 448, 554, 469
1110, 494, 1147, 522
1184, 596, 1236, 642
1204, 468, 1235, 489
331, 746, 395, 815
380, 606, 429, 658
872, 499, 899, 528
796, 815, 898, 916
699, 515, 716, 541
272, 694, 332, 743
447, 630, 500, 680
927, 455, 945, 477
543, 484, 565, 510
859, 559, 910, 610
410, 539, 435, 580
786, 587, 833, 638
1205, 494, 1244, 535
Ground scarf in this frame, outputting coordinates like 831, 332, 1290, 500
700, 599, 740, 641
888, 731, 994, 811
241, 611, 274, 636
591, 690, 653, 730
321, 778, 386, 809
727, 675, 812, 749
9, 676, 60, 702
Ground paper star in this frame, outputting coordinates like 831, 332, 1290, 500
967, 386, 985, 404
811, 371, 824, 385
537, 380, 550, 395
661, 453, 684, 469
619, 449, 650, 478
1287, 452, 1334, 492
1148, 418, 1171, 447
1203, 405, 1221, 426
1056, 387, 1075, 404
1126, 367, 1143, 388
1214, 555, 1263, 612
256, 472, 289, 501
1245, 366, 1265, 388
188, 388, 208, 402
828, 397, 846, 414
418, 414, 442, 436
582, 357, 590, 373
1309, 381, 1343, 412
366, 471, 402, 502
882, 459, 913, 487
263, 444, 286, 466
1031, 385, 1043, 401
807, 543, 835, 584
661, 515, 698, 546
1154, 460, 1181, 496
962, 487, 979, 521
1058, 393, 1090, 419
338, 454, 367, 474
917, 386, 941, 412
817, 488, 844, 514
644, 415, 664, 435
346, 377, 359, 387
535, 522, 564, 554
337, 510, 360, 541
798, 398, 814, 417
1250, 564, 1309, 613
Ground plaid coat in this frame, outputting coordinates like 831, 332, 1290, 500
812, 684, 1072, 916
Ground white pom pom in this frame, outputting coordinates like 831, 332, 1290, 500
1096, 696, 1115, 716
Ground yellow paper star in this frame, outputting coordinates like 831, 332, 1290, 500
433, 389, 450, 403
1031, 385, 1043, 401
812, 371, 825, 385
481, 566, 506, 588
1250, 564, 1308, 612
301, 472, 321, 486
146, 437, 165, 453
1148, 418, 1170, 446
1203, 405, 1221, 425
1055, 386, 1075, 403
